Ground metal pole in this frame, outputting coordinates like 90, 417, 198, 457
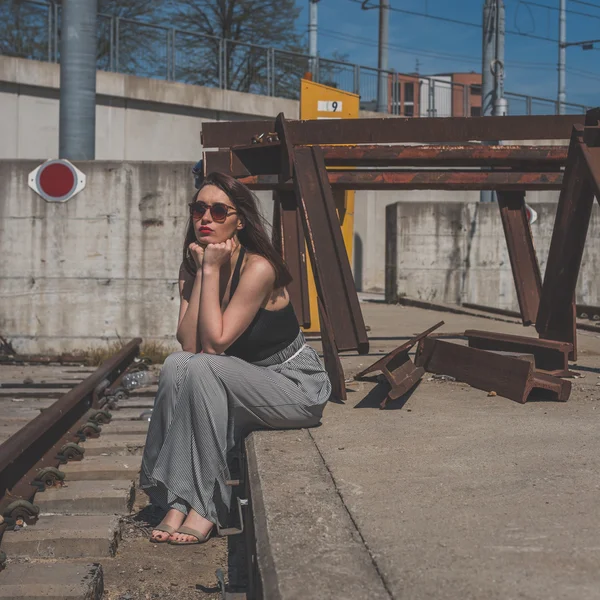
493, 0, 507, 116
59, 0, 98, 160
353, 64, 360, 96
480, 0, 495, 203
308, 0, 318, 78
376, 0, 389, 113
558, 0, 566, 114
482, 0, 495, 118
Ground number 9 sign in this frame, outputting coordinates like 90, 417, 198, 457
317, 100, 343, 113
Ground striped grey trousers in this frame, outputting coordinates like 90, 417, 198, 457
140, 332, 331, 525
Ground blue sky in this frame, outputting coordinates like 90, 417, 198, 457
296, 0, 600, 107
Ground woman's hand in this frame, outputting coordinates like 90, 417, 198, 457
203, 239, 235, 270
189, 243, 205, 270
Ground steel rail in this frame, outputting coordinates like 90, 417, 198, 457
0, 338, 142, 523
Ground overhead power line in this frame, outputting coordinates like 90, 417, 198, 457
318, 28, 600, 82
341, 0, 558, 43
520, 0, 600, 21
570, 0, 600, 8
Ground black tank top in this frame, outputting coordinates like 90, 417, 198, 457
224, 248, 300, 362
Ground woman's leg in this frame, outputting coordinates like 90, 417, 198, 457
139, 351, 195, 541
150, 352, 324, 542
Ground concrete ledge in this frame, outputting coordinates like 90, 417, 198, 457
245, 429, 390, 600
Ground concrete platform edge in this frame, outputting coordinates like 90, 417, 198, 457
245, 429, 391, 600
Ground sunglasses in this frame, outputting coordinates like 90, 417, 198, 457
189, 201, 237, 223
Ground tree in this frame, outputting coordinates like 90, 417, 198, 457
0, 0, 162, 76
170, 0, 303, 95
96, 0, 165, 76
0, 1, 53, 61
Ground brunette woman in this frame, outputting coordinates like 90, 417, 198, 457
140, 172, 331, 545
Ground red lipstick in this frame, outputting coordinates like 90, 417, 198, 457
199, 226, 213, 234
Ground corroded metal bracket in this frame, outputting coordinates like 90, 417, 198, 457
355, 321, 444, 408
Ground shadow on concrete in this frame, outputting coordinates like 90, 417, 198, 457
354, 379, 421, 410
570, 364, 600, 375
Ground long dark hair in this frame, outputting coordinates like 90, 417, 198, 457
181, 172, 292, 288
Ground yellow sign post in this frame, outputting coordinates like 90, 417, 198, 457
299, 78, 359, 331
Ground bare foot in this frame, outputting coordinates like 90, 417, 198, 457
150, 508, 186, 543
169, 509, 214, 544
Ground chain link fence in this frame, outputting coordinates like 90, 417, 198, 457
2, 0, 591, 116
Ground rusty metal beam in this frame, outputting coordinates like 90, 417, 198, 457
536, 125, 596, 359
318, 297, 347, 403
201, 114, 585, 148
204, 145, 568, 178
496, 191, 543, 325
465, 330, 572, 377
292, 145, 369, 354
355, 321, 444, 408
416, 338, 571, 404
235, 170, 564, 191
272, 191, 310, 328
318, 145, 568, 167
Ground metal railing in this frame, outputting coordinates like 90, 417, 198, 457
1, 0, 591, 116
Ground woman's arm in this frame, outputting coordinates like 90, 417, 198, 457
176, 244, 205, 353
176, 266, 203, 353
199, 244, 275, 355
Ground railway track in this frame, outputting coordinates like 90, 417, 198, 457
0, 339, 153, 598
0, 341, 251, 599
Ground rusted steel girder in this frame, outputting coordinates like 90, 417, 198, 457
0, 339, 141, 521
272, 191, 311, 328
416, 338, 571, 404
201, 114, 586, 148
203, 144, 568, 178
535, 126, 597, 359
355, 321, 444, 408
496, 191, 543, 326
310, 144, 568, 168
235, 170, 564, 191
465, 330, 572, 377
291, 145, 369, 355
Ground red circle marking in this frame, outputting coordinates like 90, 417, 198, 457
38, 163, 76, 198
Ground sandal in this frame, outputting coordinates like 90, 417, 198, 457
149, 523, 177, 543
168, 525, 212, 545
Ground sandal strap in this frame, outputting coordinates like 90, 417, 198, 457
176, 525, 210, 541
153, 524, 177, 535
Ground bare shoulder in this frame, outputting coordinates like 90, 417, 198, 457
242, 253, 276, 281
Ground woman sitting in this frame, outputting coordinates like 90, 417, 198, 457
140, 172, 331, 545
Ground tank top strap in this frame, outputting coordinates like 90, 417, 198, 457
230, 246, 246, 296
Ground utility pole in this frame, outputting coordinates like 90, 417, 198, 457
481, 0, 495, 203
558, 0, 566, 114
493, 0, 507, 116
59, 0, 97, 160
482, 0, 495, 119
308, 0, 319, 80
376, 0, 389, 113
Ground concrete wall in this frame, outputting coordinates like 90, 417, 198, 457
352, 189, 560, 294
0, 160, 264, 353
384, 201, 600, 311
0, 55, 568, 299
0, 56, 301, 162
